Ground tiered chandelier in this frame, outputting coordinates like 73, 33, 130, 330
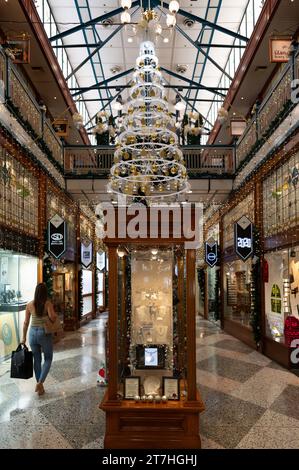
107, 41, 190, 203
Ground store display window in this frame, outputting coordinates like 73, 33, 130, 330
223, 259, 252, 327
82, 268, 93, 316
265, 248, 299, 344
0, 147, 38, 237
263, 151, 299, 237
96, 251, 106, 309
0, 249, 37, 361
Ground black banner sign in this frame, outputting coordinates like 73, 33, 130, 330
48, 214, 66, 259
81, 241, 93, 268
205, 240, 219, 268
234, 216, 253, 261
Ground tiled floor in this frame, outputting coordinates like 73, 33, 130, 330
0, 315, 299, 449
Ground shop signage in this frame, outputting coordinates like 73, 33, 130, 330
234, 216, 253, 262
96, 251, 106, 271
205, 239, 219, 268
81, 241, 93, 268
48, 214, 66, 259
269, 37, 292, 63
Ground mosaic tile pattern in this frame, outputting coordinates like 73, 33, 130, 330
0, 314, 299, 449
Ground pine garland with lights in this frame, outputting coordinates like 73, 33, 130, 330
214, 269, 221, 322
250, 227, 262, 347
78, 268, 83, 320
197, 268, 205, 303
43, 255, 53, 298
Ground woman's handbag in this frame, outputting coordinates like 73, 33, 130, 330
44, 315, 62, 334
10, 343, 33, 379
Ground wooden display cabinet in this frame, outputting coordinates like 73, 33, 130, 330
99, 207, 205, 449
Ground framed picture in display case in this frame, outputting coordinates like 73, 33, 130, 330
163, 377, 180, 401
124, 377, 140, 400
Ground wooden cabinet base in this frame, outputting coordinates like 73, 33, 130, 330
100, 391, 205, 449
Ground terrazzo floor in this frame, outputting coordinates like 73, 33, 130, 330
1, 315, 299, 449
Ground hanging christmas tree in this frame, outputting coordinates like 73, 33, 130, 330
108, 41, 190, 203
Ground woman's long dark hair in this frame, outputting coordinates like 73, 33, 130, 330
34, 283, 48, 316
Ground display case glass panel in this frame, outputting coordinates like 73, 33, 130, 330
223, 259, 252, 327
0, 249, 37, 361
117, 247, 187, 401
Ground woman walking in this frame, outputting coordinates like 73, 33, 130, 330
22, 283, 57, 395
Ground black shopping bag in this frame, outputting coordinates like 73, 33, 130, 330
10, 344, 33, 379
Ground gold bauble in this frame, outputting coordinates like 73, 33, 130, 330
123, 151, 130, 160
128, 107, 134, 115
114, 168, 120, 176
152, 163, 158, 173
160, 149, 166, 158
158, 184, 164, 193
114, 156, 120, 164
169, 137, 175, 145
170, 166, 178, 175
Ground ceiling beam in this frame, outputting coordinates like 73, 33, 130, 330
49, 0, 140, 42
160, 67, 227, 97
153, 0, 249, 43
66, 23, 124, 81
52, 43, 247, 49
175, 24, 233, 82
71, 68, 134, 97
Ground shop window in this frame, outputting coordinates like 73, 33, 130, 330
0, 148, 38, 237
0, 249, 37, 361
265, 248, 299, 344
263, 152, 299, 237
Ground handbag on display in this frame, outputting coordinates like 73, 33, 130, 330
10, 343, 33, 379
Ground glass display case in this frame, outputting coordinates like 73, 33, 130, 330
52, 263, 75, 328
223, 259, 252, 327
100, 207, 204, 449
0, 249, 37, 361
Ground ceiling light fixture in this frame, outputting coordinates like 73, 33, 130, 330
120, 1, 180, 42
121, 0, 132, 9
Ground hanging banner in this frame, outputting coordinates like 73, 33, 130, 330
81, 241, 93, 268
205, 239, 219, 268
48, 214, 66, 259
234, 216, 253, 262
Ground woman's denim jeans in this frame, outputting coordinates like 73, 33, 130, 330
29, 327, 53, 383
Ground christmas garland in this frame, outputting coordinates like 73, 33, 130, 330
197, 268, 205, 303
43, 255, 53, 298
214, 269, 221, 322
250, 227, 262, 347
78, 268, 83, 320
6, 99, 64, 174
94, 268, 99, 311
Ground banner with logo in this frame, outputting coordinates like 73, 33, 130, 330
234, 216, 253, 262
205, 239, 219, 268
81, 241, 93, 268
48, 214, 66, 259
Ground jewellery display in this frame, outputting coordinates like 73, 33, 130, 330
143, 376, 161, 396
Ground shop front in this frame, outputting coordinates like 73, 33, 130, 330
221, 192, 256, 348
79, 214, 95, 322
0, 145, 39, 361
46, 186, 77, 330
205, 224, 220, 324
262, 150, 299, 367
0, 249, 38, 361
